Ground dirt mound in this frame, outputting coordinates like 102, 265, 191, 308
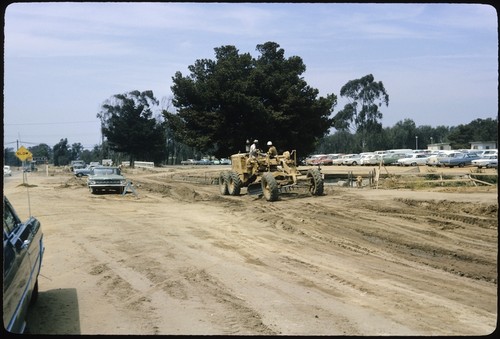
396, 198, 498, 219
56, 176, 88, 189
135, 181, 207, 202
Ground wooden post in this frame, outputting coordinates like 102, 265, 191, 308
374, 167, 380, 189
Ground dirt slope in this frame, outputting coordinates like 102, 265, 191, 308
3, 166, 497, 335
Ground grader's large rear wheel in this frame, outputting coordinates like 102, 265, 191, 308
219, 171, 230, 195
228, 171, 242, 196
307, 168, 324, 196
261, 172, 279, 202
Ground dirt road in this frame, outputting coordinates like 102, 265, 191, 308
4, 165, 497, 335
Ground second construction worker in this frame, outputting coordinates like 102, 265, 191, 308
267, 141, 278, 158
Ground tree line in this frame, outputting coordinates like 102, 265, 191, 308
3, 41, 497, 167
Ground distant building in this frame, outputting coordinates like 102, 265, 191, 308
33, 156, 48, 164
427, 143, 451, 151
470, 141, 497, 150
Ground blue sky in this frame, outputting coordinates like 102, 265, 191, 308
3, 2, 498, 150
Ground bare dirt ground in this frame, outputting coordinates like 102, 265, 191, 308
4, 164, 498, 335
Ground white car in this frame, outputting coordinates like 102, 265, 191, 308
342, 154, 362, 166
471, 154, 498, 168
4, 165, 12, 176
397, 153, 429, 166
331, 155, 348, 165
474, 149, 497, 158
360, 154, 381, 166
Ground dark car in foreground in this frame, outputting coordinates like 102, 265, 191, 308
3, 196, 44, 334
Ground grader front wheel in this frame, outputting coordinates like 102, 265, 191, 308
228, 171, 242, 196
261, 172, 279, 202
219, 171, 230, 195
307, 168, 324, 196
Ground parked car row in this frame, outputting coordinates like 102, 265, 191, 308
303, 149, 497, 168
180, 158, 231, 165
304, 153, 379, 166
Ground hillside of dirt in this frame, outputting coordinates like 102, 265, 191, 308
3, 165, 497, 335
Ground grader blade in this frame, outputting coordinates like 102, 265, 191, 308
247, 182, 263, 195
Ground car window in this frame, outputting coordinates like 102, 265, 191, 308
3, 198, 20, 278
92, 168, 118, 175
3, 199, 19, 236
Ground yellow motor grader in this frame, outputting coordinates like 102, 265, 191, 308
219, 150, 324, 202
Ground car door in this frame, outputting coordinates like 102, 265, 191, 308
3, 197, 43, 333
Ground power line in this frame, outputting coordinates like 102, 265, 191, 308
5, 121, 98, 126
4, 139, 100, 148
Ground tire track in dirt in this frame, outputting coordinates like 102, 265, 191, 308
86, 173, 499, 307
73, 184, 277, 335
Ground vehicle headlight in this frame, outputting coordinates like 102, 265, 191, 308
120, 179, 127, 185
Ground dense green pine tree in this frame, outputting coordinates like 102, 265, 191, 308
164, 41, 337, 158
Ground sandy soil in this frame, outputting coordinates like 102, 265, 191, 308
3, 165, 497, 335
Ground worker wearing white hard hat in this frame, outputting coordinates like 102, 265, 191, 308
267, 141, 278, 158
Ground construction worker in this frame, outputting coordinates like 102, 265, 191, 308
267, 141, 278, 158
249, 139, 259, 158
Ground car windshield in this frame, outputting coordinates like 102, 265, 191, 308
92, 168, 120, 175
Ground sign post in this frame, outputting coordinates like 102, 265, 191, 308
15, 146, 33, 184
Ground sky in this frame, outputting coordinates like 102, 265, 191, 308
3, 2, 498, 150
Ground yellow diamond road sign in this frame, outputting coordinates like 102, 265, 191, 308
15, 146, 33, 161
